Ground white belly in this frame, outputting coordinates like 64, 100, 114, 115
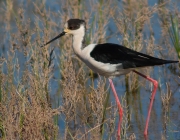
85, 59, 131, 77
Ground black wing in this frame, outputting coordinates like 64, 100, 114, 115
90, 43, 178, 69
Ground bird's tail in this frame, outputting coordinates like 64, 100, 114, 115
151, 59, 178, 66
129, 56, 179, 68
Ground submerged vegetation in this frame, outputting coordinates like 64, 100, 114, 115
0, 0, 179, 140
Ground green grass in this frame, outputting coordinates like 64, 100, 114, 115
169, 14, 180, 59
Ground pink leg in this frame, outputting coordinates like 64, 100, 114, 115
133, 70, 158, 136
109, 79, 123, 140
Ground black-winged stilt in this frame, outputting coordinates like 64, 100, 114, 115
41, 19, 178, 140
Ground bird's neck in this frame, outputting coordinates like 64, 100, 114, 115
72, 32, 86, 56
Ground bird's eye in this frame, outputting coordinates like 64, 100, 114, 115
69, 26, 74, 30
69, 25, 80, 30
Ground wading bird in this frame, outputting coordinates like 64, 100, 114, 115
41, 19, 178, 140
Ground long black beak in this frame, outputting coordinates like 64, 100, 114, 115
41, 31, 66, 47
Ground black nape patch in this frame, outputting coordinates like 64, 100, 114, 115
67, 19, 85, 30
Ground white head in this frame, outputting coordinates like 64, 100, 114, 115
41, 19, 86, 47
